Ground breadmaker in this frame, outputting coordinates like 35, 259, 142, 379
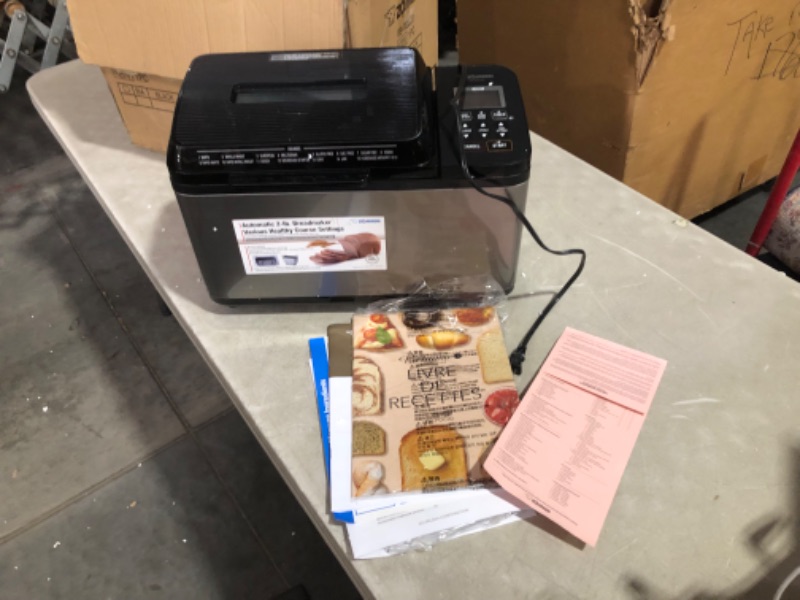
167, 47, 531, 303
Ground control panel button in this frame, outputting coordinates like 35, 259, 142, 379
487, 139, 513, 152
460, 112, 473, 122
491, 109, 509, 120
464, 143, 481, 152
477, 111, 487, 120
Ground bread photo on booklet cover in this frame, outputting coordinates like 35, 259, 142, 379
352, 355, 384, 417
399, 425, 468, 492
477, 329, 514, 384
354, 314, 404, 351
352, 421, 387, 456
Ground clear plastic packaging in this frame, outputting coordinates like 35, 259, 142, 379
360, 275, 510, 325
377, 509, 535, 557
348, 276, 522, 499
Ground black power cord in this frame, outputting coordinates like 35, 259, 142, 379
450, 67, 587, 375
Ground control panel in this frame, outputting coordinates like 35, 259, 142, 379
436, 65, 530, 180
458, 102, 514, 153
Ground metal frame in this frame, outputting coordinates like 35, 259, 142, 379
0, 0, 75, 93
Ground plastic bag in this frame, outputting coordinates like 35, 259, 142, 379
360, 275, 510, 324
348, 276, 522, 499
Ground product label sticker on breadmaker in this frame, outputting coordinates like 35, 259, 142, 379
232, 217, 387, 274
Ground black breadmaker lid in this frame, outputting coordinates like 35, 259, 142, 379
167, 47, 436, 184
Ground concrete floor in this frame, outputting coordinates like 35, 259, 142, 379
0, 68, 796, 599
1, 72, 361, 600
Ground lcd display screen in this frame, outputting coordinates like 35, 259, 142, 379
461, 87, 505, 109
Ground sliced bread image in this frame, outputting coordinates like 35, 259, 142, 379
399, 425, 468, 491
477, 329, 514, 384
352, 421, 387, 456
352, 355, 383, 416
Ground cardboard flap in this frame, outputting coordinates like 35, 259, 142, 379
628, 0, 675, 87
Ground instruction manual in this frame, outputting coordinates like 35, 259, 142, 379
485, 327, 667, 546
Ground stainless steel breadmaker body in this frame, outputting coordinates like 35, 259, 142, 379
167, 48, 531, 303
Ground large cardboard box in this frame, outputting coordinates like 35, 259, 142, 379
458, 0, 800, 218
68, 0, 438, 152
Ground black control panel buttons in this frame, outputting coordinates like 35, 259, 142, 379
457, 105, 516, 151
487, 139, 513, 152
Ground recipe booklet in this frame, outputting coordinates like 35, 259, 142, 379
348, 307, 521, 498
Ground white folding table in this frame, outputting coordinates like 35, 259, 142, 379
28, 59, 800, 600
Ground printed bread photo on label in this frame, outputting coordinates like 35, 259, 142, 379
309, 232, 382, 265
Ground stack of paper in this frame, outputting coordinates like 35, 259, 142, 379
309, 310, 534, 559
309, 320, 667, 556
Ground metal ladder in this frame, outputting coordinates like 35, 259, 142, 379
0, 0, 75, 93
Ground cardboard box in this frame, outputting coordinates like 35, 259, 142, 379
69, 0, 438, 153
458, 0, 800, 218
100, 69, 181, 153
